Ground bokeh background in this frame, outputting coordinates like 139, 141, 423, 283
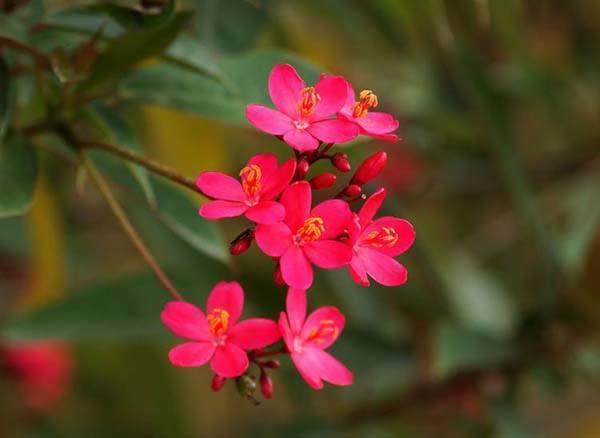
1, 0, 600, 436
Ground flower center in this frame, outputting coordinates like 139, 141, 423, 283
293, 217, 324, 245
306, 319, 340, 345
293, 336, 304, 353
351, 89, 378, 118
298, 86, 320, 117
363, 226, 398, 248
239, 164, 262, 198
207, 308, 230, 337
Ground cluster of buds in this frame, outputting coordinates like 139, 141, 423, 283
162, 64, 415, 399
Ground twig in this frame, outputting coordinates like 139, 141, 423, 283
0, 34, 49, 67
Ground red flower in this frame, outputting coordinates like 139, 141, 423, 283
255, 181, 352, 289
347, 188, 415, 286
197, 153, 295, 224
279, 288, 352, 390
246, 64, 359, 151
2, 341, 72, 410
161, 282, 280, 378
339, 82, 400, 142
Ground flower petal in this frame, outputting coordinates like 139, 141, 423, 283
356, 111, 399, 135
307, 119, 359, 144
359, 247, 408, 286
303, 240, 352, 269
311, 75, 349, 120
280, 181, 311, 232
228, 318, 281, 350
161, 301, 210, 341
310, 199, 351, 240
199, 200, 248, 220
245, 201, 285, 224
248, 152, 278, 176
245, 104, 293, 135
261, 158, 296, 200
304, 347, 353, 386
358, 187, 386, 228
283, 128, 320, 152
290, 352, 323, 390
210, 343, 249, 378
168, 342, 215, 367
360, 217, 415, 256
268, 64, 305, 119
278, 312, 294, 352
196, 172, 245, 201
286, 287, 307, 334
340, 80, 356, 114
206, 281, 244, 326
255, 222, 293, 257
281, 245, 313, 290
301, 306, 345, 350
349, 255, 370, 286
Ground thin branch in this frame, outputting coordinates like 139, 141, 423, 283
0, 34, 49, 67
81, 152, 184, 301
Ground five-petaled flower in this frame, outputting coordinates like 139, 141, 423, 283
338, 82, 400, 142
197, 153, 296, 224
279, 288, 352, 390
255, 181, 352, 289
246, 64, 359, 152
347, 188, 415, 286
161, 282, 280, 378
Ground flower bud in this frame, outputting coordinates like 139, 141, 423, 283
351, 151, 387, 185
260, 371, 274, 399
236, 375, 259, 405
331, 153, 351, 173
273, 264, 285, 286
262, 359, 280, 369
229, 229, 253, 256
344, 184, 362, 198
211, 374, 226, 392
310, 173, 336, 190
295, 158, 309, 179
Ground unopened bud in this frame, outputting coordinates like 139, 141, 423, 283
260, 371, 274, 399
211, 374, 226, 392
262, 359, 280, 369
344, 184, 362, 198
230, 229, 253, 256
331, 153, 351, 172
295, 158, 309, 179
310, 173, 336, 190
236, 375, 259, 405
273, 264, 285, 286
351, 151, 387, 185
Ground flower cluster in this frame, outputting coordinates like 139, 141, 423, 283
162, 64, 415, 400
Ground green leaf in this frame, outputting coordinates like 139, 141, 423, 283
121, 49, 320, 124
3, 268, 225, 341
0, 133, 38, 218
0, 57, 9, 140
82, 11, 193, 90
89, 104, 156, 206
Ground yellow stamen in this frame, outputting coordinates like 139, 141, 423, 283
207, 308, 230, 336
239, 164, 262, 197
352, 89, 379, 118
307, 319, 340, 344
294, 217, 325, 244
364, 226, 398, 248
298, 87, 320, 117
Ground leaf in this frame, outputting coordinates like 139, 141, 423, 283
2, 268, 225, 341
121, 49, 321, 124
89, 104, 156, 206
0, 57, 9, 140
0, 133, 38, 218
82, 11, 193, 90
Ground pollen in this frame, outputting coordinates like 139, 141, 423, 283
352, 89, 378, 118
239, 164, 262, 197
298, 87, 320, 117
207, 308, 230, 336
294, 217, 325, 245
307, 319, 339, 344
363, 226, 398, 248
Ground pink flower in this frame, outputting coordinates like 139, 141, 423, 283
246, 64, 359, 152
279, 288, 352, 390
255, 181, 352, 289
2, 341, 73, 410
161, 281, 280, 378
197, 153, 295, 224
347, 188, 415, 286
339, 82, 400, 142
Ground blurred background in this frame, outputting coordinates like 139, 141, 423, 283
1, 0, 600, 436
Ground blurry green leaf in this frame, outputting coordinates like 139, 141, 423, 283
0, 57, 9, 140
87, 0, 175, 29
164, 33, 222, 78
492, 401, 534, 438
90, 105, 156, 206
50, 47, 78, 83
3, 268, 224, 341
433, 324, 516, 378
0, 133, 38, 218
83, 11, 192, 90
122, 50, 320, 124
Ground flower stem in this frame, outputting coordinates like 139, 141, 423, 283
81, 152, 184, 301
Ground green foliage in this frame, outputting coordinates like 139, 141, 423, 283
0, 133, 38, 218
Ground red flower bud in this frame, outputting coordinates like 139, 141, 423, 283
259, 371, 274, 399
331, 153, 351, 172
211, 374, 226, 392
351, 151, 387, 185
229, 229, 254, 256
344, 184, 362, 198
295, 158, 310, 179
310, 173, 336, 190
273, 264, 284, 286
262, 359, 280, 369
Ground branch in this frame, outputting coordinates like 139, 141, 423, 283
0, 34, 49, 67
